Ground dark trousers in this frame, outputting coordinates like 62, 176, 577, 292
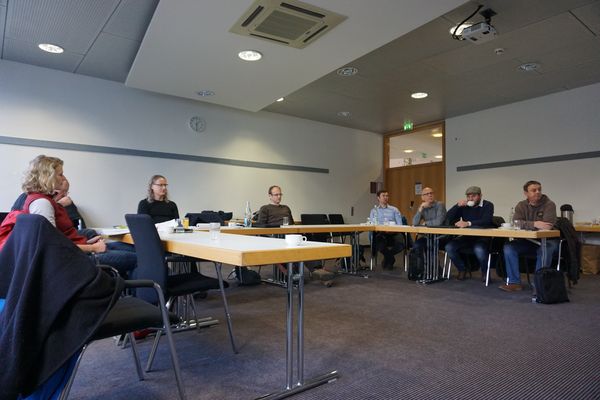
374, 233, 405, 268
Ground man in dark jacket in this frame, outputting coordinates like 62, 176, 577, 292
500, 180, 559, 292
445, 186, 495, 281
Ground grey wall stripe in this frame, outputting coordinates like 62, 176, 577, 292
457, 151, 600, 172
0, 135, 329, 174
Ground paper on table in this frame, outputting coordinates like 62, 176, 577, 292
155, 219, 178, 232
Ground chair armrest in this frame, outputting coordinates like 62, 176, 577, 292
97, 264, 120, 277
123, 279, 159, 289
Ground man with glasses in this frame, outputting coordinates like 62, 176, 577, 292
411, 187, 447, 261
444, 186, 494, 281
256, 185, 294, 227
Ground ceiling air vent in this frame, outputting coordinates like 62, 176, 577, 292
230, 0, 347, 49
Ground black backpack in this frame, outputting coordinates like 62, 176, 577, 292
534, 268, 569, 304
407, 251, 424, 281
234, 267, 261, 286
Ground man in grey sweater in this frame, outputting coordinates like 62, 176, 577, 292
411, 187, 447, 261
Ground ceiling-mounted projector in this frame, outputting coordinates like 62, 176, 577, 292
461, 22, 497, 44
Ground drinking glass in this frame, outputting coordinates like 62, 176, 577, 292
209, 222, 220, 240
282, 216, 289, 226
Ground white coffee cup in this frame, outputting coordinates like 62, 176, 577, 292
285, 234, 307, 246
466, 200, 475, 207
501, 222, 512, 229
228, 222, 237, 227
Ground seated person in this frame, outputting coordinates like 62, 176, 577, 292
256, 185, 294, 227
411, 187, 447, 260
137, 175, 179, 224
370, 190, 405, 270
13, 178, 97, 239
7, 155, 137, 276
444, 186, 494, 281
499, 180, 559, 292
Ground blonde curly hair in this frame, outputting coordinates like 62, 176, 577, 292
21, 155, 64, 195
146, 174, 170, 203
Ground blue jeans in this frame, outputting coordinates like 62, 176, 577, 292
445, 236, 490, 272
503, 239, 559, 284
95, 242, 137, 275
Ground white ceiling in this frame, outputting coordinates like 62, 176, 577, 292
2, 0, 600, 133
126, 0, 466, 112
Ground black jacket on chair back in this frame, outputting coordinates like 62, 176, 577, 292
0, 214, 121, 399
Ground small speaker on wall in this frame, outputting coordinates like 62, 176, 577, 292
370, 182, 383, 193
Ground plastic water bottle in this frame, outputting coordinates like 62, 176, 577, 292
508, 207, 514, 226
77, 219, 83, 230
372, 205, 379, 225
244, 201, 252, 228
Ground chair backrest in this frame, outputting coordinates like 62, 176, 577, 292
0, 212, 8, 224
328, 214, 345, 224
300, 214, 330, 242
125, 214, 168, 303
301, 214, 330, 225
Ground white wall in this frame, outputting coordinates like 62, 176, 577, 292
446, 82, 600, 223
0, 61, 383, 226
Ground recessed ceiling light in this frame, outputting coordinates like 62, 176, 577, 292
196, 90, 215, 97
337, 111, 351, 117
434, 155, 443, 159
276, 97, 284, 102
518, 62, 540, 72
449, 23, 472, 37
411, 92, 428, 99
238, 50, 262, 61
404, 149, 414, 153
432, 133, 443, 138
38, 43, 64, 53
336, 66, 358, 76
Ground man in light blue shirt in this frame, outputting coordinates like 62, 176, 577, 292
369, 190, 405, 270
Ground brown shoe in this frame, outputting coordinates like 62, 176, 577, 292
499, 283, 523, 292
456, 271, 466, 280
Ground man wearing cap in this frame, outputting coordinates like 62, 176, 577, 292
444, 186, 495, 281
499, 180, 558, 292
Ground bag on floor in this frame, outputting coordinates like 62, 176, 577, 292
534, 267, 569, 304
234, 267, 261, 286
407, 251, 424, 281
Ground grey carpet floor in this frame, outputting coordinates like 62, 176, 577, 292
69, 268, 600, 400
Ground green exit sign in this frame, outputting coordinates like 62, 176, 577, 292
403, 121, 413, 131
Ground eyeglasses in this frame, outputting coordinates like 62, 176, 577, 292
422, 192, 434, 196
270, 193, 283, 196
153, 183, 168, 188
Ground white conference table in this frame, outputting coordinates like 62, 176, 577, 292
219, 224, 376, 274
120, 230, 351, 400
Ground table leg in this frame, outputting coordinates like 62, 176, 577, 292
256, 261, 339, 400
215, 262, 238, 354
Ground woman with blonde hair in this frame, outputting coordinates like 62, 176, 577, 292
1, 155, 137, 274
137, 174, 179, 223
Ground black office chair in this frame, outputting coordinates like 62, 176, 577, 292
0, 214, 186, 400
0, 211, 8, 224
300, 213, 330, 243
125, 214, 237, 367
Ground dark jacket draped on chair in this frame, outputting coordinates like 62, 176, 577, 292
0, 214, 122, 400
